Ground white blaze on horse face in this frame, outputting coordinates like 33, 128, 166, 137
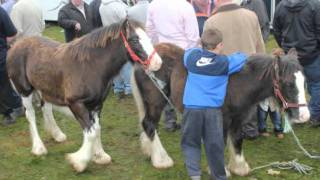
135, 28, 162, 71
294, 71, 310, 123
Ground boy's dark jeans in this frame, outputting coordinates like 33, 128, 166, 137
257, 106, 283, 133
181, 108, 226, 180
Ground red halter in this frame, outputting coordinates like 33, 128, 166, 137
120, 31, 157, 69
272, 59, 307, 111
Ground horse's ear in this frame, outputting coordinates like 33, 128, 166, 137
287, 48, 298, 57
122, 18, 131, 39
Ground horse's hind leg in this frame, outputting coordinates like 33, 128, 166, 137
227, 119, 250, 176
66, 102, 97, 172
92, 112, 112, 165
22, 93, 47, 155
131, 73, 173, 169
42, 102, 67, 142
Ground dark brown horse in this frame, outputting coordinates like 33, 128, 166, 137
132, 43, 310, 175
6, 20, 162, 172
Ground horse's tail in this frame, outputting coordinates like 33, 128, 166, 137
6, 40, 34, 96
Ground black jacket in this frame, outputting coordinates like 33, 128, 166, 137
58, 3, 93, 42
273, 0, 320, 65
89, 0, 102, 29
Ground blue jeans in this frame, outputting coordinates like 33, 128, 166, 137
257, 106, 283, 133
181, 108, 226, 180
303, 55, 320, 122
113, 62, 132, 95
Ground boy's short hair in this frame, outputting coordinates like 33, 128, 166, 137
201, 28, 223, 50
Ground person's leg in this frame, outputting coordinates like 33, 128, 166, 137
257, 105, 268, 135
121, 62, 132, 95
303, 56, 320, 127
113, 72, 124, 99
203, 108, 226, 180
181, 109, 203, 177
0, 70, 22, 125
164, 104, 179, 131
269, 109, 284, 136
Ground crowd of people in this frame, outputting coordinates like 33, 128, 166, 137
1, 0, 320, 179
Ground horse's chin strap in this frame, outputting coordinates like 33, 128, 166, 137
272, 58, 307, 111
120, 31, 156, 69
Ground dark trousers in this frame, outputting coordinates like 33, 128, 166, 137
0, 70, 22, 115
303, 55, 320, 122
181, 108, 226, 180
257, 106, 283, 133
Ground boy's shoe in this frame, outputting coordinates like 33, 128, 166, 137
260, 132, 270, 137
190, 176, 201, 180
275, 132, 284, 139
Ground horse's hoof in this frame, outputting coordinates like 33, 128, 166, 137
93, 153, 112, 165
53, 133, 67, 143
31, 146, 48, 156
65, 153, 88, 173
228, 162, 250, 176
151, 155, 174, 169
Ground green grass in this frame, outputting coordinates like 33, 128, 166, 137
0, 26, 320, 180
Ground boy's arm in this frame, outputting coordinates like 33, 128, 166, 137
227, 52, 247, 75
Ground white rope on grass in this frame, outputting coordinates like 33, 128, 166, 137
251, 159, 313, 175
283, 114, 320, 159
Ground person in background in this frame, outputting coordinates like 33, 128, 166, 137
0, 6, 23, 125
240, 0, 284, 138
204, 0, 265, 139
190, 0, 211, 36
10, 0, 45, 39
58, 0, 93, 42
146, 0, 200, 132
241, 0, 269, 42
182, 28, 246, 180
89, 0, 102, 29
0, 0, 16, 14
273, 0, 320, 127
100, 0, 132, 99
127, 0, 149, 25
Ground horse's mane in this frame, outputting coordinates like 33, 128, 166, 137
57, 20, 143, 62
245, 53, 302, 83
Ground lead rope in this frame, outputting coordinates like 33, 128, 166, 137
283, 114, 320, 159
252, 115, 320, 175
144, 70, 181, 116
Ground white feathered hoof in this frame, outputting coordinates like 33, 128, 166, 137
140, 133, 152, 157
93, 152, 112, 165
151, 154, 174, 169
31, 145, 48, 156
228, 161, 250, 176
53, 132, 67, 143
66, 153, 88, 173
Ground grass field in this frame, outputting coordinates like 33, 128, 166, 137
0, 25, 320, 180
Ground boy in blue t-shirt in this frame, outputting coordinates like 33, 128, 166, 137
181, 28, 247, 180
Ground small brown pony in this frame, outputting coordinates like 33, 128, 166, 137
6, 20, 162, 172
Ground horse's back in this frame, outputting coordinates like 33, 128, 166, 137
7, 36, 61, 96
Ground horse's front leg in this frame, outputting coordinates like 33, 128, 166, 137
92, 111, 112, 165
22, 94, 47, 155
66, 102, 97, 172
131, 73, 173, 169
227, 119, 250, 176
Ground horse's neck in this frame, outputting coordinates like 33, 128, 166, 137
228, 69, 275, 107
